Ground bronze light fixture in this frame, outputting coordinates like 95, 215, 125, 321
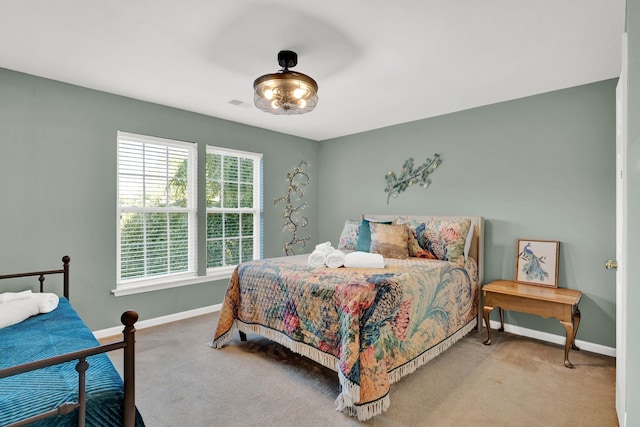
253, 50, 318, 115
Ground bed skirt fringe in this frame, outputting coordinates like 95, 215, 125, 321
212, 317, 476, 421
208, 320, 237, 349
388, 318, 477, 385
234, 322, 381, 420
335, 369, 391, 421
235, 321, 339, 371
336, 393, 390, 422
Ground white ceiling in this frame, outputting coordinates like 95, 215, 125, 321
0, 1, 626, 141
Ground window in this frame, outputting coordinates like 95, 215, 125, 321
115, 132, 263, 295
206, 146, 262, 272
117, 131, 197, 285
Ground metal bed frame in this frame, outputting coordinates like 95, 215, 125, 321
0, 256, 139, 427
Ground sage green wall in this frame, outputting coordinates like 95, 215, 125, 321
0, 66, 623, 353
318, 80, 617, 348
625, 0, 639, 424
0, 68, 319, 330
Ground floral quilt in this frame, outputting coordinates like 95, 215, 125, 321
212, 254, 478, 420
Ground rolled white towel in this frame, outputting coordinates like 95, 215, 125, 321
0, 290, 32, 304
0, 292, 60, 329
344, 251, 385, 269
325, 249, 346, 268
0, 299, 40, 329
315, 241, 332, 250
315, 244, 334, 257
32, 293, 59, 313
308, 250, 327, 268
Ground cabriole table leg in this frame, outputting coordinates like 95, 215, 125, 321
571, 308, 581, 351
560, 320, 575, 369
483, 306, 494, 345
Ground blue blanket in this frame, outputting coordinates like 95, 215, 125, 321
0, 298, 144, 426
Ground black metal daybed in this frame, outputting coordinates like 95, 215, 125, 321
0, 256, 144, 427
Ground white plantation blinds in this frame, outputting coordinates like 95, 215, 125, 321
117, 131, 197, 283
206, 146, 262, 270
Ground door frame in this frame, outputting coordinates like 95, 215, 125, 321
615, 32, 628, 427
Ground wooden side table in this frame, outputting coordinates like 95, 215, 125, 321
482, 280, 582, 368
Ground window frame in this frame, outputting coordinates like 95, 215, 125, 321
116, 131, 198, 292
113, 132, 264, 297
205, 145, 263, 276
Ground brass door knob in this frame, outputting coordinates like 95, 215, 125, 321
605, 259, 618, 270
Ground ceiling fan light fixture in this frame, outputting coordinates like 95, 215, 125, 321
253, 50, 318, 115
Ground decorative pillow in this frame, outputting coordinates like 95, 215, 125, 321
355, 219, 392, 252
338, 219, 360, 250
396, 218, 436, 259
422, 218, 471, 266
369, 223, 409, 259
407, 231, 438, 258
397, 217, 473, 264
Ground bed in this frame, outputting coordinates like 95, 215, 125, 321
0, 256, 145, 427
212, 215, 484, 420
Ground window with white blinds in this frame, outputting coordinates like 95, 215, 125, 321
117, 131, 197, 285
206, 146, 262, 271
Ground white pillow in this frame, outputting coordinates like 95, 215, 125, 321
463, 223, 475, 260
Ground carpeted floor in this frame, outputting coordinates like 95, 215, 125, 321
107, 312, 618, 427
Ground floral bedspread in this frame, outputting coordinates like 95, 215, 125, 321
212, 254, 478, 420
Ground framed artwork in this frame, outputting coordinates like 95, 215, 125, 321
515, 239, 560, 287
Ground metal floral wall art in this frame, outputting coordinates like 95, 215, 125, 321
274, 160, 311, 255
384, 153, 442, 204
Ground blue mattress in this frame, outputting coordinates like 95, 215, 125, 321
0, 298, 144, 426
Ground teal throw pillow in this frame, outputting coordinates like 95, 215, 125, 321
355, 219, 392, 252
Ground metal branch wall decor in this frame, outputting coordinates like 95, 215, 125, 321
274, 160, 311, 255
384, 153, 442, 204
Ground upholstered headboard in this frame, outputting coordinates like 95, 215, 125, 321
364, 214, 485, 328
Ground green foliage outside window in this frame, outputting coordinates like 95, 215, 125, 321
120, 158, 191, 280
205, 153, 255, 269
120, 147, 258, 281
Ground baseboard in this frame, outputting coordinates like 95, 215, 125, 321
486, 319, 616, 358
94, 306, 615, 358
93, 303, 223, 339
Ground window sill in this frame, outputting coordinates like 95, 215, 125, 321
112, 269, 234, 297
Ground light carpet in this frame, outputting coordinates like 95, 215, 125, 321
107, 312, 617, 427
